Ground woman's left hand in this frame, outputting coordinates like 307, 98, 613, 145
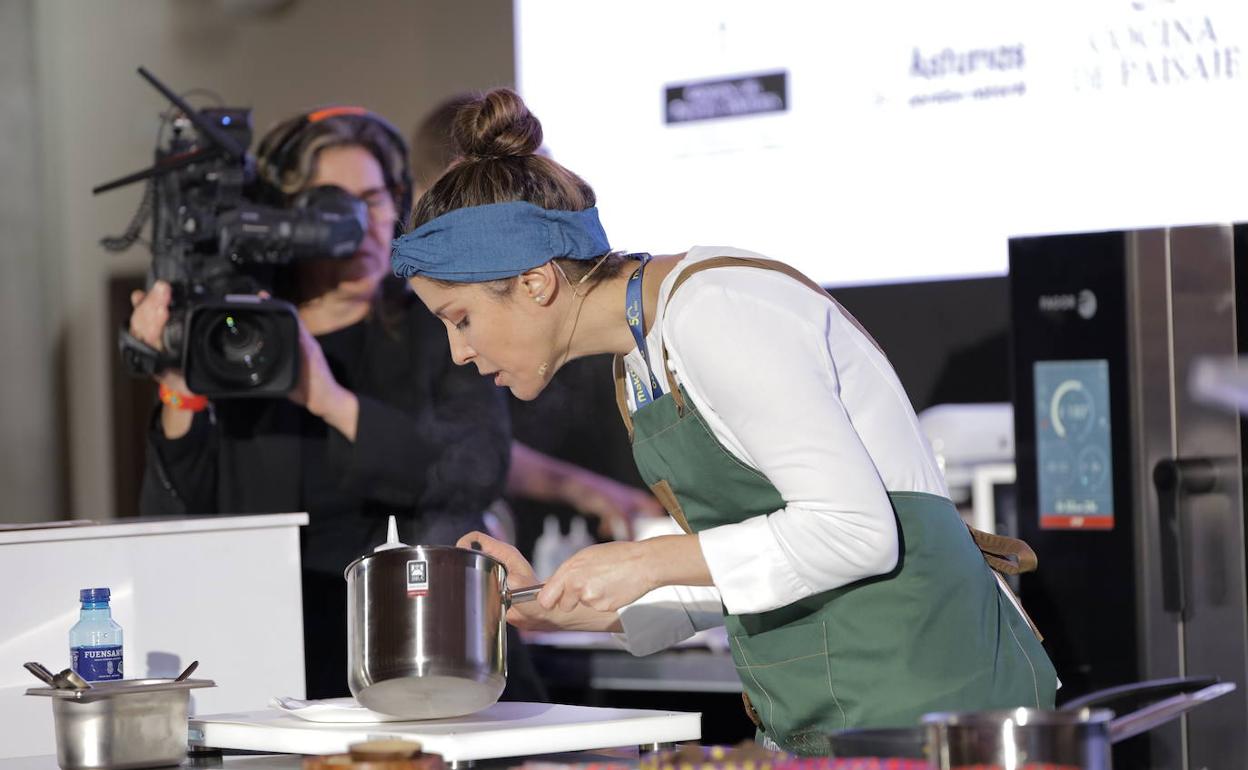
289, 320, 359, 440
538, 539, 661, 613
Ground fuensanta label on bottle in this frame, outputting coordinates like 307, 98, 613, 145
72, 645, 124, 681
407, 560, 428, 597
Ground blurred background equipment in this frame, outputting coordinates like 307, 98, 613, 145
917, 402, 1015, 534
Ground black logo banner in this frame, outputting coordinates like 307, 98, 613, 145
665, 71, 788, 124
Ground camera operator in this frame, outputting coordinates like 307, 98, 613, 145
127, 107, 532, 700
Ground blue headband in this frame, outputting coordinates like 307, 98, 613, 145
390, 201, 611, 282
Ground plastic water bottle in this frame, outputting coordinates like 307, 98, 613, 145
69, 588, 124, 682
532, 515, 563, 579
563, 516, 594, 561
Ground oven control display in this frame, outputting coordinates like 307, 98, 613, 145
1034, 359, 1114, 530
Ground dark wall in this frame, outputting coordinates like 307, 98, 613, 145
830, 275, 1011, 413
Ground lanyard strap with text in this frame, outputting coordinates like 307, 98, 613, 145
625, 253, 664, 408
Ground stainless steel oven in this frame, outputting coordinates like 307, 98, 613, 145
1010, 225, 1248, 769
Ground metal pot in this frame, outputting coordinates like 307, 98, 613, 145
344, 544, 540, 720
26, 677, 216, 770
820, 677, 1234, 767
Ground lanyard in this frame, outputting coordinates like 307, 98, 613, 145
625, 253, 664, 407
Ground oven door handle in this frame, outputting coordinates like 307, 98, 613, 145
1152, 457, 1219, 614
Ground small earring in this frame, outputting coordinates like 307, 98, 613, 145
538, 362, 549, 376
535, 295, 546, 304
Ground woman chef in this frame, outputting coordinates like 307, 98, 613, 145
391, 88, 1057, 754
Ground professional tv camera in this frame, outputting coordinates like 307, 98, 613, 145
97, 68, 368, 397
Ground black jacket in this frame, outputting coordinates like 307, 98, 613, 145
139, 290, 511, 574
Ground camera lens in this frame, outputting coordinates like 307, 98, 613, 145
216, 315, 262, 363
195, 310, 284, 389
185, 299, 300, 397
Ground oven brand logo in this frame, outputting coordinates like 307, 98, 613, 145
1077, 289, 1098, 319
1038, 290, 1098, 319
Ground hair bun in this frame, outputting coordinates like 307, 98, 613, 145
453, 88, 543, 160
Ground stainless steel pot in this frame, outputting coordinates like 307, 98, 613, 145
344, 544, 540, 720
921, 679, 1235, 769
819, 677, 1234, 767
26, 677, 216, 770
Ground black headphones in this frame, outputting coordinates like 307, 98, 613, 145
255, 105, 413, 230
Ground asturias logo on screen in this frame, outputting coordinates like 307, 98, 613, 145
907, 43, 1027, 107
910, 45, 1025, 78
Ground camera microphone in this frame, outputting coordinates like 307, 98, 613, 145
217, 185, 367, 265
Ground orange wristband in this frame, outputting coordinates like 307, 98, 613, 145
159, 383, 209, 412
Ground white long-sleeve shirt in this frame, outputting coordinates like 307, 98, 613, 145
616, 246, 950, 656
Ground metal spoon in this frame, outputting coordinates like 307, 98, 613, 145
174, 660, 199, 682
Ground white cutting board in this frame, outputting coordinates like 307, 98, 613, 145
190, 702, 701, 762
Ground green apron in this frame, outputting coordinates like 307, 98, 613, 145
614, 256, 1057, 755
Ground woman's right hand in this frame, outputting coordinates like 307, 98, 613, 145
455, 531, 623, 633
128, 280, 191, 394
130, 281, 197, 438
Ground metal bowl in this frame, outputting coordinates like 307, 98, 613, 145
27, 677, 216, 770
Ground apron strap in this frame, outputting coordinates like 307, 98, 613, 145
966, 524, 1045, 641
613, 254, 889, 431
967, 525, 1039, 575
993, 569, 1045, 642
650, 479, 694, 534
612, 355, 635, 441
663, 256, 890, 359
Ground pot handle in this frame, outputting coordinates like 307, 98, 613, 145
467, 541, 544, 606
1107, 681, 1236, 743
505, 584, 545, 606
1060, 676, 1218, 712
466, 541, 544, 606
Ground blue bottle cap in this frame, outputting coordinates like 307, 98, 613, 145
79, 587, 111, 603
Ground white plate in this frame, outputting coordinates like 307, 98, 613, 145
269, 696, 408, 723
